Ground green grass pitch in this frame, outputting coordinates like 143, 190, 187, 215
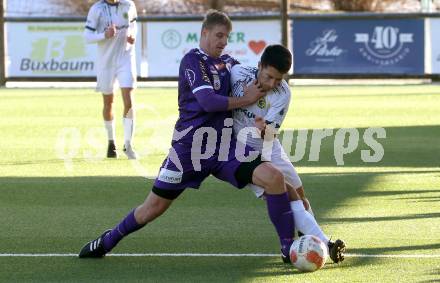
0, 84, 439, 282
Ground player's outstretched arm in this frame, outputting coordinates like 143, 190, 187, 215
195, 80, 265, 112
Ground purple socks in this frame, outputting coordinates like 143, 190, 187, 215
101, 195, 294, 255
265, 192, 295, 255
102, 209, 145, 252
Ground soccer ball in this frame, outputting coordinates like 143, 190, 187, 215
289, 235, 328, 272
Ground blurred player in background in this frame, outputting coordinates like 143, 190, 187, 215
231, 44, 346, 263
84, 0, 138, 159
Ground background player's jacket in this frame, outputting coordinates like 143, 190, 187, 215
231, 65, 291, 151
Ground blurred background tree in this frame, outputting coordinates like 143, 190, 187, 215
333, 0, 412, 11
4, 0, 431, 17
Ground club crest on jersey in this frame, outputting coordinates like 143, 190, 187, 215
257, 98, 266, 109
210, 66, 221, 90
123, 12, 128, 19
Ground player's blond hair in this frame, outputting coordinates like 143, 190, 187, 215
202, 9, 232, 31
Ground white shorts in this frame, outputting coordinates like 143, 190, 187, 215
248, 139, 303, 198
96, 55, 137, 94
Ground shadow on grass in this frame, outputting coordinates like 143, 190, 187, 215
0, 160, 438, 280
0, 256, 293, 282
321, 212, 440, 223
418, 270, 440, 283
349, 243, 440, 254
0, 158, 91, 166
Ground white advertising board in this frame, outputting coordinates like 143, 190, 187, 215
6, 22, 141, 77
430, 18, 440, 74
146, 20, 281, 77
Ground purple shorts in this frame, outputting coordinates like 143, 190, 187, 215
154, 139, 258, 190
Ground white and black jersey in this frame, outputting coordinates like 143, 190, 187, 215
231, 65, 301, 198
231, 64, 291, 151
84, 0, 137, 70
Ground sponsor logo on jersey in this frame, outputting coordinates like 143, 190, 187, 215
158, 168, 183, 184
185, 69, 196, 86
199, 61, 211, 83
236, 108, 256, 119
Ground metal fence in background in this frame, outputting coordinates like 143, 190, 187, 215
1, 12, 440, 84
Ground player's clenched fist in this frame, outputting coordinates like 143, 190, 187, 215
104, 24, 116, 38
243, 79, 266, 104
255, 116, 277, 140
127, 35, 135, 44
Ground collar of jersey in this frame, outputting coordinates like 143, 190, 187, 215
198, 48, 209, 57
197, 48, 222, 62
104, 0, 120, 7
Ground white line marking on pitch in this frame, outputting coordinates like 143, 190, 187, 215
0, 253, 439, 258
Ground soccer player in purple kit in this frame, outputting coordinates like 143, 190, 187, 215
79, 10, 296, 262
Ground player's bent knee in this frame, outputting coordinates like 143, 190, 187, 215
268, 167, 285, 194
254, 163, 285, 194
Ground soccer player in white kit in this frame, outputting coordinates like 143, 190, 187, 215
84, 0, 138, 159
231, 44, 345, 264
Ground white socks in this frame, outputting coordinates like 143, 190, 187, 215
104, 117, 134, 147
104, 120, 115, 141
123, 117, 134, 148
105, 108, 135, 148
290, 200, 330, 244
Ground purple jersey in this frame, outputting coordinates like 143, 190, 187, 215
153, 49, 260, 191
174, 48, 239, 146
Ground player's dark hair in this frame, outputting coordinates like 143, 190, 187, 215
202, 9, 232, 31
260, 44, 292, 74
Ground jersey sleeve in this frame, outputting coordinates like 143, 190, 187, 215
84, 6, 106, 43
129, 1, 138, 38
230, 65, 244, 98
229, 56, 240, 67
264, 81, 291, 129
181, 54, 228, 112
182, 54, 213, 94
85, 5, 99, 32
